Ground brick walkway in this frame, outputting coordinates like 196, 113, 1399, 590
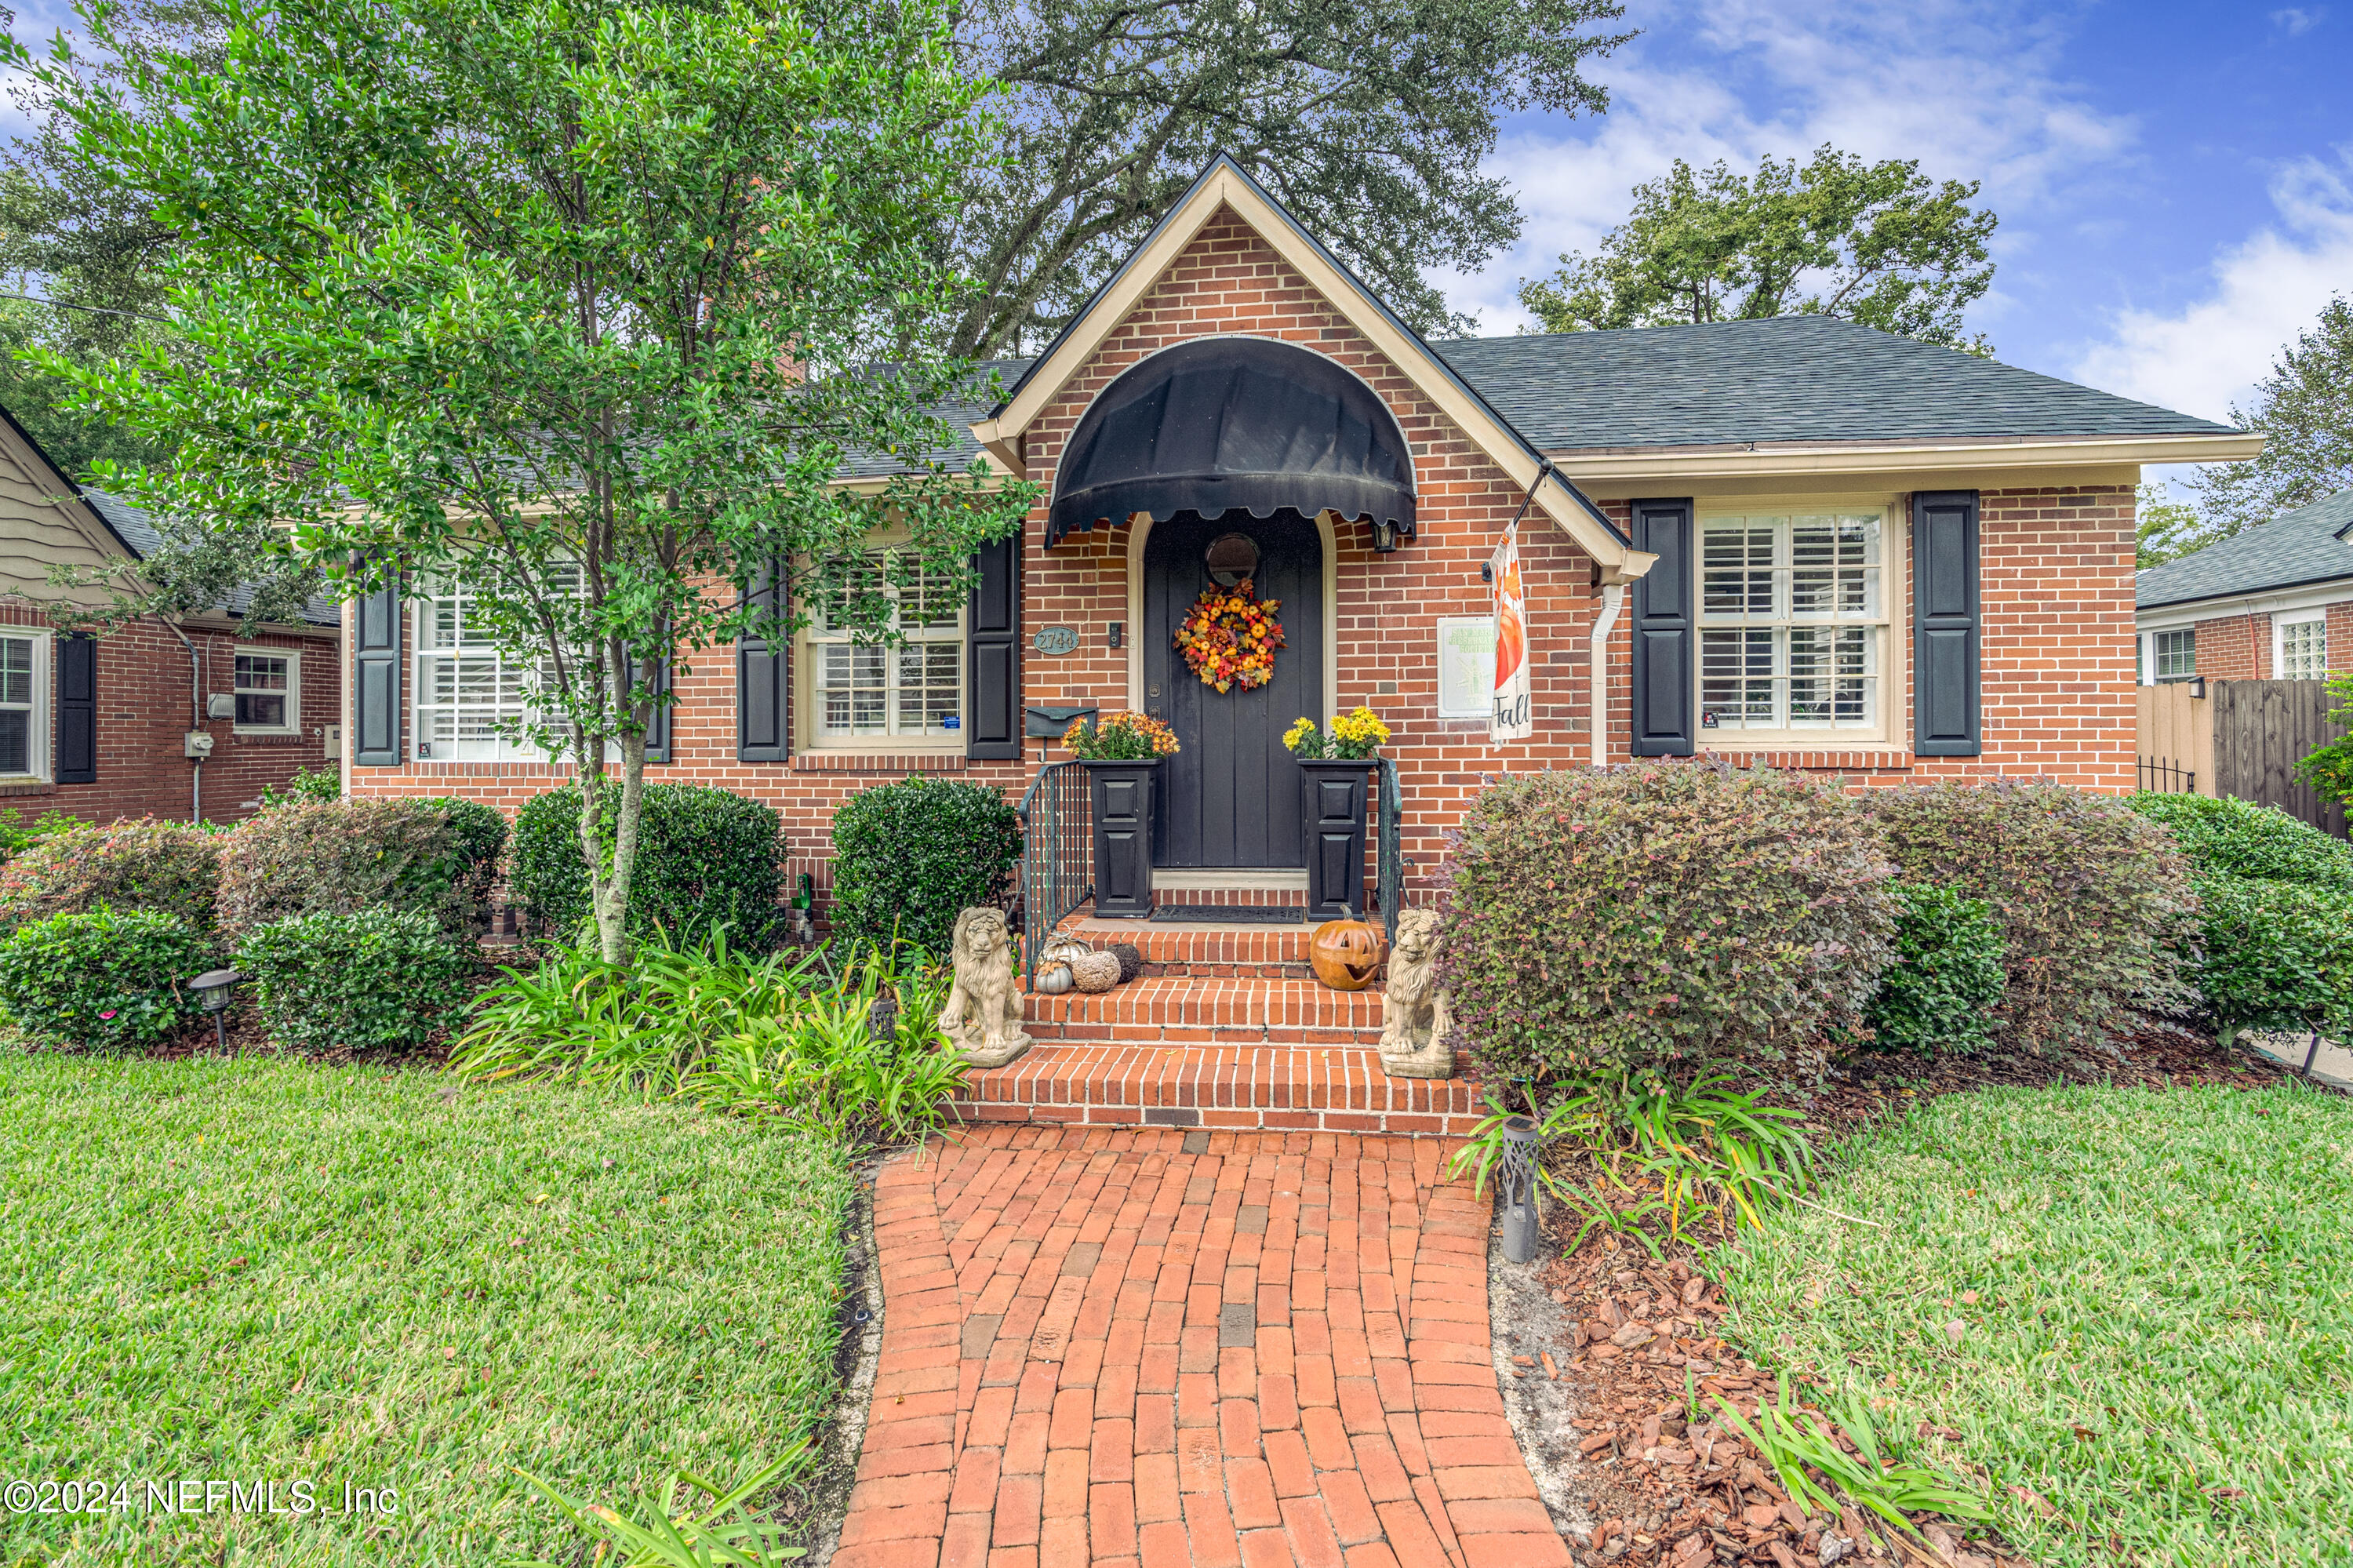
835, 1126, 1570, 1568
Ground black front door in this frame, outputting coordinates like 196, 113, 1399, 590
1143, 509, 1323, 868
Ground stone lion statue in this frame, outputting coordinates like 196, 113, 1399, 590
939, 908, 1032, 1068
1378, 908, 1454, 1079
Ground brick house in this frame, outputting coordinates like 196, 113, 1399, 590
340, 157, 2256, 1131
2134, 488, 2353, 685
0, 403, 342, 826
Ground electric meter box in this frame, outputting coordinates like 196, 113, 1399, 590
184, 730, 215, 760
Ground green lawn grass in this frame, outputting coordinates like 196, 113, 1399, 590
1714, 1082, 2353, 1567
0, 1053, 852, 1566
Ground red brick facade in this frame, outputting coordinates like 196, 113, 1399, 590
347, 206, 2141, 904
0, 603, 339, 826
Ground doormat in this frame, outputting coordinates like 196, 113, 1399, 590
1150, 904, 1306, 925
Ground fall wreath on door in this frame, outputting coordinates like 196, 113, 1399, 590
1174, 579, 1286, 693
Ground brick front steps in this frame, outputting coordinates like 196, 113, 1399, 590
1060, 915, 1318, 980
1028, 975, 1380, 1043
953, 1039, 1485, 1136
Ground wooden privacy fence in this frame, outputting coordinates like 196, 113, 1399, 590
2213, 679, 2348, 836
2137, 684, 2213, 798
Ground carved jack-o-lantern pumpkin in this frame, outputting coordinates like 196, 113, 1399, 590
1308, 918, 1387, 991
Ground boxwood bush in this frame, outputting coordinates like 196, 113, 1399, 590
0, 818, 222, 933
1857, 882, 2007, 1053
2124, 791, 2353, 890
1437, 761, 1898, 1083
1864, 781, 2195, 1056
2184, 874, 2353, 1044
216, 798, 507, 937
0, 907, 215, 1050
511, 783, 782, 945
828, 777, 1024, 959
238, 906, 475, 1053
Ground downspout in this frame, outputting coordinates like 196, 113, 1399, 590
157, 614, 202, 822
1587, 581, 1624, 769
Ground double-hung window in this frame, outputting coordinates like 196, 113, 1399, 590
233, 649, 299, 733
1698, 511, 1888, 736
804, 551, 964, 744
2278, 617, 2326, 679
0, 631, 47, 778
413, 569, 580, 762
2153, 629, 2197, 684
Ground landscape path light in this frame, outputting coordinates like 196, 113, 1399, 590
188, 968, 242, 1052
1499, 1114, 1540, 1263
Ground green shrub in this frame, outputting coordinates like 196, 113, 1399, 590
215, 798, 507, 937
0, 806, 77, 864
828, 777, 1023, 958
2124, 791, 2353, 890
511, 783, 783, 945
0, 907, 215, 1050
2183, 874, 2353, 1044
257, 765, 343, 809
1436, 761, 1898, 1083
1858, 882, 2007, 1053
0, 818, 222, 931
237, 906, 474, 1053
1864, 781, 2195, 1055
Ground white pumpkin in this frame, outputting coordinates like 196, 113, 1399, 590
1032, 962, 1075, 995
1040, 933, 1094, 968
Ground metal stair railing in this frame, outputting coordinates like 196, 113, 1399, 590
1375, 756, 1404, 942
1017, 761, 1092, 989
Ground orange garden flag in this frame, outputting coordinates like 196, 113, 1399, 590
1489, 518, 1532, 742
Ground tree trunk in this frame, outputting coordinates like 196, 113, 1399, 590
571, 731, 649, 966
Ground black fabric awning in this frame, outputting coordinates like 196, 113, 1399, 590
1047, 337, 1417, 548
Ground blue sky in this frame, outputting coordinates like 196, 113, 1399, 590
5, 1, 2347, 438
1443, 0, 2353, 438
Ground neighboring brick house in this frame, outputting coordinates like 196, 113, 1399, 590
2134, 488, 2353, 686
0, 405, 341, 827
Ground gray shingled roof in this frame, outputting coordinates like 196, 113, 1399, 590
2136, 488, 2353, 610
835, 360, 1034, 479
80, 486, 341, 627
1432, 317, 2240, 450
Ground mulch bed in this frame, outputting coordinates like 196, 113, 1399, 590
1516, 1020, 2296, 1568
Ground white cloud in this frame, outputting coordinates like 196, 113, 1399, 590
1437, 0, 2139, 333
2271, 8, 2329, 37
2073, 155, 2353, 423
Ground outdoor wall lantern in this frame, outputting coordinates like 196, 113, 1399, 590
1367, 515, 1404, 554
1498, 1115, 1540, 1264
188, 968, 241, 1050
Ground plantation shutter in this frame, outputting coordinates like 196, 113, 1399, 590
1912, 491, 1982, 757
55, 632, 95, 784
1628, 498, 1694, 757
736, 560, 788, 762
353, 569, 402, 766
965, 529, 1021, 761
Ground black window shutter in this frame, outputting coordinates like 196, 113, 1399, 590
353, 571, 402, 766
642, 641, 672, 766
736, 562, 787, 762
1628, 498, 1695, 757
965, 529, 1021, 761
55, 633, 95, 784
1913, 491, 1982, 757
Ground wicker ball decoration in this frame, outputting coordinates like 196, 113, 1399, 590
1071, 950, 1122, 992
1109, 942, 1144, 983
1307, 918, 1388, 991
1034, 963, 1075, 995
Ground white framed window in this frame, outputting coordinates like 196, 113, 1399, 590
2153, 628, 2197, 683
232, 648, 300, 733
2277, 616, 2327, 680
1697, 510, 1889, 738
413, 572, 580, 763
800, 549, 965, 746
0, 629, 49, 780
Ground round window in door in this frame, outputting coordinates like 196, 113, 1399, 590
1205, 532, 1260, 587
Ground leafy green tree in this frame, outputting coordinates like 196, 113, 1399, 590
1518, 145, 1998, 352
16, 0, 1033, 962
2136, 483, 2221, 569
2187, 296, 2353, 537
944, 0, 1632, 355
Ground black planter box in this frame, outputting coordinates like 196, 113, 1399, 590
1083, 758, 1160, 919
1297, 758, 1373, 922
